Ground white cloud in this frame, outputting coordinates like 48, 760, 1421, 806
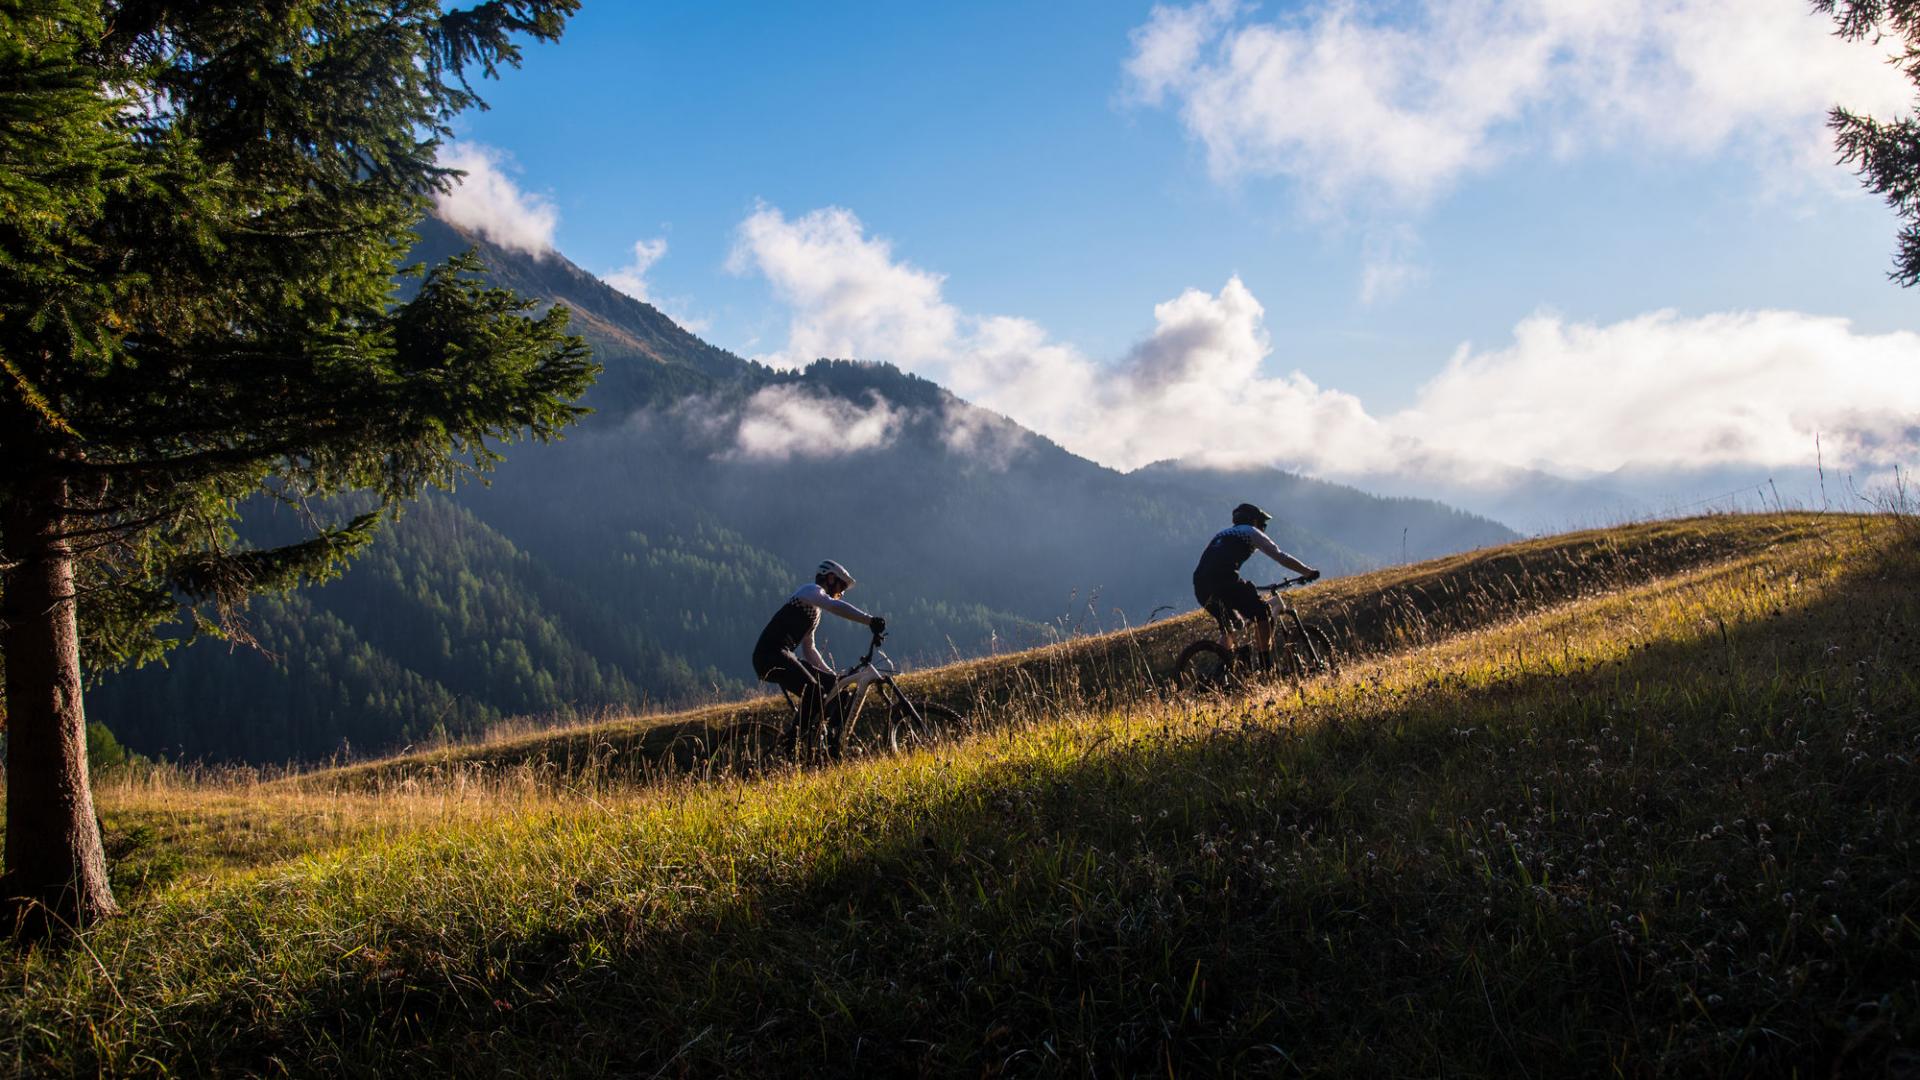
728, 205, 959, 370
732, 202, 1920, 486
1124, 0, 1912, 207
600, 236, 712, 333
1359, 227, 1425, 305
940, 399, 1036, 470
1087, 278, 1390, 471
604, 237, 669, 302
1125, 0, 1239, 106
723, 384, 904, 462
1396, 309, 1920, 475
729, 203, 1390, 472
433, 142, 559, 255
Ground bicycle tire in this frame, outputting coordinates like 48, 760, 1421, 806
887, 700, 963, 753
1304, 624, 1339, 676
1280, 624, 1340, 679
1174, 639, 1239, 693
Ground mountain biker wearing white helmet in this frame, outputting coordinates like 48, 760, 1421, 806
1193, 503, 1319, 668
752, 559, 887, 757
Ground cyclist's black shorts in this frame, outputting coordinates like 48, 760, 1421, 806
1194, 573, 1264, 629
753, 648, 833, 701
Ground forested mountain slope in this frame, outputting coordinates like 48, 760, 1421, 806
86, 216, 1516, 764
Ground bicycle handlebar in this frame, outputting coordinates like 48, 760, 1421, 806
852, 628, 888, 670
1255, 575, 1317, 592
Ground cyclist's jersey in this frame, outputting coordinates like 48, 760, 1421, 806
753, 583, 873, 671
1194, 524, 1289, 585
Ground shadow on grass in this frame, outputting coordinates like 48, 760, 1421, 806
105, 531, 1918, 1077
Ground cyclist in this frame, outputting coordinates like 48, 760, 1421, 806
753, 559, 887, 758
1193, 503, 1319, 669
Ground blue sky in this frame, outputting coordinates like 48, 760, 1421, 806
436, 0, 1920, 506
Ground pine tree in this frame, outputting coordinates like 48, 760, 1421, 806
0, 0, 588, 932
1820, 0, 1920, 284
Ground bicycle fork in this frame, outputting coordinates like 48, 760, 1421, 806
1275, 606, 1326, 669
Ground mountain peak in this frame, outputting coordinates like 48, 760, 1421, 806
410, 214, 751, 410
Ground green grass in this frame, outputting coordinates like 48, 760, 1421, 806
305, 512, 1841, 789
2, 512, 1916, 1076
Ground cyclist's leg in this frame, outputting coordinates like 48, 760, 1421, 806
757, 651, 826, 758
810, 662, 850, 759
1222, 579, 1272, 667
1196, 577, 1238, 651
1252, 609, 1277, 668
1215, 606, 1240, 653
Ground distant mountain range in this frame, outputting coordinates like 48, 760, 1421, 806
86, 216, 1518, 764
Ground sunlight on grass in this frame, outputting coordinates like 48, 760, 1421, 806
3, 513, 1914, 1075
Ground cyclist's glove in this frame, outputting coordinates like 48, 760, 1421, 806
1301, 568, 1321, 583
870, 615, 888, 637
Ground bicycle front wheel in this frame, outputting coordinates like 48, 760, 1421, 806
888, 700, 963, 753
1281, 624, 1340, 679
1304, 625, 1339, 675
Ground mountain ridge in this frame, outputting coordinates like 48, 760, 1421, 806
86, 215, 1519, 764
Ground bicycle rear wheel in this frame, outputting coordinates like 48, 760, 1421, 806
1174, 640, 1239, 693
888, 700, 962, 753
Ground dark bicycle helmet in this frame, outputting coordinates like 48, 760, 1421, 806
1231, 502, 1271, 528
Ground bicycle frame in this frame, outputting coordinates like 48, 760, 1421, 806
1217, 575, 1330, 670
790, 631, 925, 740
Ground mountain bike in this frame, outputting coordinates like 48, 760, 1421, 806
778, 629, 965, 761
1173, 576, 1339, 691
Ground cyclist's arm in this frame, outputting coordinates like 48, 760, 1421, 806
800, 630, 830, 672
795, 583, 874, 625
1250, 527, 1316, 577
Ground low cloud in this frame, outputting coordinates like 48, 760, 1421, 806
731, 202, 1920, 487
940, 399, 1036, 470
728, 203, 1389, 472
433, 142, 558, 255
1398, 309, 1920, 476
722, 384, 904, 463
604, 237, 669, 302
1124, 0, 1910, 208
601, 236, 711, 333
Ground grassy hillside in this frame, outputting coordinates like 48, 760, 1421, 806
5, 512, 1915, 1075
84, 216, 1516, 767
304, 511, 1835, 787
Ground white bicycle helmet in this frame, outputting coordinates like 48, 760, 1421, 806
817, 559, 856, 588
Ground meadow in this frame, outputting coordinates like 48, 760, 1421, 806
1, 512, 1914, 1076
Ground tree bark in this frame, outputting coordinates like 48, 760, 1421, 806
1, 475, 119, 935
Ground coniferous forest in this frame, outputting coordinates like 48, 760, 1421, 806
6, 5, 1920, 1075
84, 217, 1517, 764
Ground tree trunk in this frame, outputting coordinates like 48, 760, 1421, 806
1, 476, 118, 935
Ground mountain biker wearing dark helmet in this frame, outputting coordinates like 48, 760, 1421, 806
1194, 503, 1319, 668
753, 559, 887, 757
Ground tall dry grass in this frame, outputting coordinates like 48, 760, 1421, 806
1, 512, 1909, 1075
